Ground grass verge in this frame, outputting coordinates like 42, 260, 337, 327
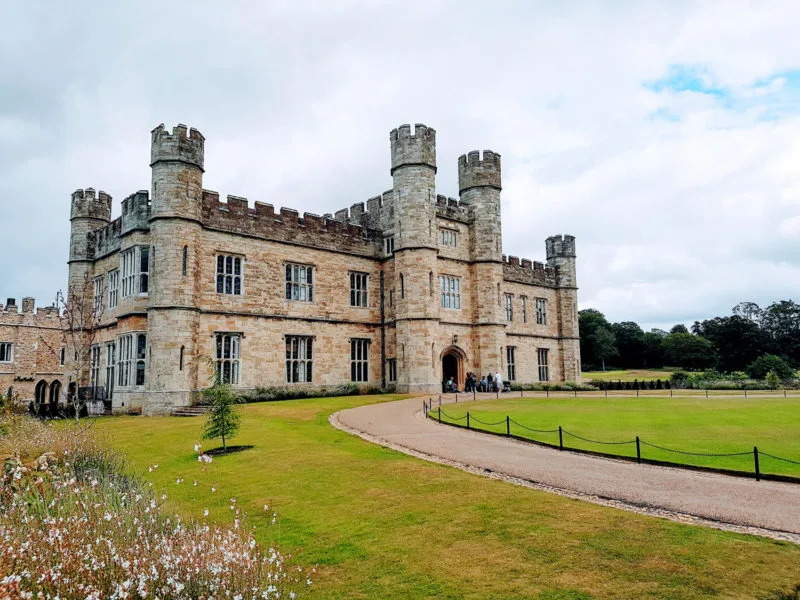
583, 369, 676, 381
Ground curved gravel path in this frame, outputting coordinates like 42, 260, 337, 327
331, 396, 800, 543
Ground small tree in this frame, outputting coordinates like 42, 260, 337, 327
593, 326, 618, 371
201, 361, 244, 453
765, 370, 780, 390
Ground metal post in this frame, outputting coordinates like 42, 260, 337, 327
506, 415, 510, 437
705, 389, 708, 398
546, 389, 549, 398
455, 393, 458, 403
466, 412, 470, 430
754, 446, 760, 481
744, 389, 747, 398
604, 389, 608, 398
496, 389, 499, 399
438, 407, 441, 423
574, 389, 577, 398
474, 388, 476, 401
558, 426, 563, 450
636, 436, 641, 464
670, 389, 673, 398
636, 387, 639, 397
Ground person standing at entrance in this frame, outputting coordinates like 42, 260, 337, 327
495, 370, 503, 393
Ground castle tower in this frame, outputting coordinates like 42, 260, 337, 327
391, 124, 441, 393
546, 235, 581, 381
459, 151, 505, 376
147, 124, 206, 412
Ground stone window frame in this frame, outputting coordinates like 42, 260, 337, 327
384, 235, 395, 255
120, 246, 150, 298
439, 228, 458, 247
216, 254, 244, 296
439, 275, 461, 310
387, 358, 397, 383
285, 335, 313, 383
108, 269, 119, 309
504, 293, 513, 322
349, 271, 369, 308
215, 332, 242, 385
116, 332, 147, 388
93, 275, 105, 313
59, 347, 65, 367
535, 298, 547, 325
182, 246, 188, 277
537, 348, 549, 382
350, 338, 370, 383
0, 342, 13, 363
285, 262, 314, 303
90, 344, 102, 392
506, 346, 516, 381
105, 342, 115, 400
521, 296, 527, 323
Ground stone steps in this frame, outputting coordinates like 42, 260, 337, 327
171, 405, 209, 417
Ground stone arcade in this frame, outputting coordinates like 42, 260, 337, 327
66, 123, 581, 415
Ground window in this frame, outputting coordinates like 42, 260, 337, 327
216, 255, 243, 295
504, 294, 513, 321
179, 346, 185, 371
506, 346, 516, 381
388, 358, 397, 383
117, 333, 146, 387
0, 343, 12, 363
90, 344, 101, 395
182, 246, 188, 277
535, 298, 547, 325
521, 296, 527, 323
384, 236, 395, 254
537, 348, 549, 382
215, 333, 241, 384
285, 336, 313, 383
121, 247, 150, 297
108, 270, 119, 308
440, 228, 457, 247
400, 274, 404, 299
105, 343, 115, 398
439, 275, 461, 309
429, 272, 433, 297
59, 347, 65, 367
350, 339, 369, 382
285, 264, 313, 301
350, 272, 368, 307
93, 276, 104, 313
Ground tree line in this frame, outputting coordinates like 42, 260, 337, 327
580, 300, 800, 378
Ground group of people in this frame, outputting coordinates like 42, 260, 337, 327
447, 371, 505, 393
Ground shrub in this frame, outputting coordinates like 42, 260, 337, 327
242, 383, 362, 403
746, 354, 795, 380
670, 371, 690, 388
766, 370, 781, 390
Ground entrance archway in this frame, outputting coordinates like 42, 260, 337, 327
440, 345, 467, 392
49, 381, 62, 416
35, 380, 47, 405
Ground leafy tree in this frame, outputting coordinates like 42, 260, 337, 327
732, 301, 764, 326
670, 324, 689, 334
642, 329, 667, 368
201, 370, 244, 452
661, 333, 717, 370
746, 354, 795, 380
578, 309, 613, 369
765, 370, 780, 390
692, 315, 767, 372
610, 321, 645, 368
593, 326, 618, 371
761, 300, 800, 365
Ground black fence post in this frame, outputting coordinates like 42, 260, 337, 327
466, 412, 470, 430
521, 390, 523, 398
604, 389, 608, 398
496, 389, 499, 399
474, 389, 476, 401
506, 415, 510, 437
705, 389, 708, 398
636, 436, 641, 464
574, 389, 577, 398
744, 389, 747, 398
546, 389, 549, 399
558, 426, 563, 450
438, 407, 441, 423
455, 393, 458, 403
670, 389, 673, 398
754, 446, 760, 481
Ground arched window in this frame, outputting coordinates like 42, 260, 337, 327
182, 246, 188, 276
400, 274, 405, 299
179, 346, 185, 371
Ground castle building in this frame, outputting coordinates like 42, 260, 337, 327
0, 297, 64, 411
67, 123, 580, 415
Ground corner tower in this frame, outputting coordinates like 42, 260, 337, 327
546, 235, 581, 381
459, 150, 505, 376
147, 124, 206, 413
391, 124, 441, 393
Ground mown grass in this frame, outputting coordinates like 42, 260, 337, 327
436, 396, 800, 476
582, 369, 676, 381
100, 395, 800, 599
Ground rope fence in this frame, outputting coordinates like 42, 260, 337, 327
422, 397, 800, 483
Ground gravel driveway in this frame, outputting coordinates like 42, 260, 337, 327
332, 396, 800, 543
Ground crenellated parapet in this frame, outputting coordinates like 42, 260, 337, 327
390, 124, 436, 174
502, 254, 559, 287
333, 190, 395, 231
71, 188, 112, 222
201, 191, 383, 257
545, 234, 576, 259
150, 123, 205, 171
83, 190, 152, 259
435, 194, 470, 222
0, 297, 60, 324
458, 150, 501, 193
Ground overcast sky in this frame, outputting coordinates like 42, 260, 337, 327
2, 1, 799, 330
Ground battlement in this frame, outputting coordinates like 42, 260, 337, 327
201, 191, 384, 257
545, 234, 576, 259
88, 190, 152, 258
435, 194, 471, 223
71, 188, 112, 222
151, 123, 205, 171
458, 150, 501, 193
0, 297, 60, 322
333, 190, 395, 231
390, 123, 436, 174
502, 255, 559, 287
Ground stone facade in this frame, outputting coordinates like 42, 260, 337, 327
67, 123, 581, 415
0, 297, 64, 410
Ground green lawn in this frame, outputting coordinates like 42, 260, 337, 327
99, 395, 800, 599
582, 369, 676, 381
436, 396, 800, 477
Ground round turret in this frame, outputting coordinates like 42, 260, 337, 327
69, 188, 112, 262
150, 123, 205, 171
458, 150, 501, 193
390, 124, 436, 174
149, 123, 205, 222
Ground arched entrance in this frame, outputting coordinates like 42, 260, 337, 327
440, 345, 466, 392
49, 381, 62, 416
35, 380, 47, 405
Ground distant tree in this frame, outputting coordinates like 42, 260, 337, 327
661, 333, 717, 370
692, 315, 767, 372
578, 309, 613, 369
761, 300, 800, 365
732, 301, 764, 326
746, 354, 795, 380
670, 324, 689, 335
765, 370, 780, 390
610, 321, 645, 368
642, 329, 667, 368
593, 326, 618, 371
